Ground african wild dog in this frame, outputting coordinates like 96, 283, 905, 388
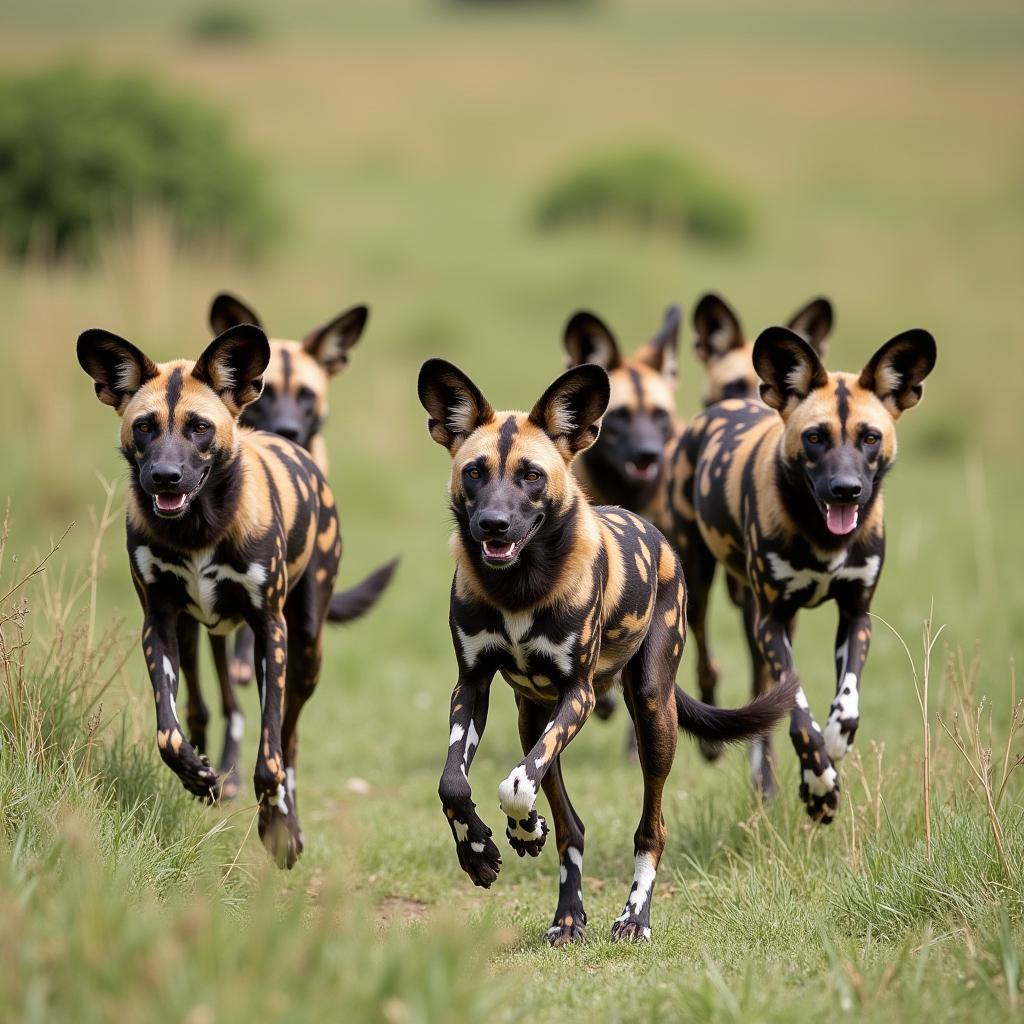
418, 358, 796, 944
562, 305, 681, 530
667, 326, 936, 820
77, 324, 343, 866
563, 306, 681, 727
693, 292, 833, 407
207, 293, 398, 695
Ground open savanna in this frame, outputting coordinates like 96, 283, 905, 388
0, 2, 1022, 1021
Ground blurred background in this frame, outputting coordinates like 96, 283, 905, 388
0, 1, 1022, 1016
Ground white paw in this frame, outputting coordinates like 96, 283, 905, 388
497, 765, 536, 819
802, 764, 838, 797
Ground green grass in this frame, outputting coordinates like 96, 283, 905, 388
0, 0, 1022, 1020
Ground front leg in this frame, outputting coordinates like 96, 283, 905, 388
142, 614, 217, 799
824, 611, 871, 763
439, 672, 501, 888
497, 683, 595, 857
754, 615, 840, 824
251, 613, 299, 867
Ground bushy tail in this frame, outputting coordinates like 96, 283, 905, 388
326, 558, 399, 624
674, 676, 797, 744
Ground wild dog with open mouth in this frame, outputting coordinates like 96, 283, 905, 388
418, 358, 796, 944
692, 292, 833, 407
209, 293, 398, 693
562, 305, 681, 529
666, 326, 936, 820
77, 324, 342, 866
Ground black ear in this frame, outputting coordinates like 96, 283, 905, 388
192, 324, 271, 416
786, 297, 833, 359
858, 329, 936, 417
752, 326, 829, 413
529, 364, 610, 460
417, 358, 495, 453
563, 311, 622, 371
634, 304, 682, 383
209, 292, 263, 335
303, 305, 369, 376
693, 293, 744, 363
77, 329, 160, 413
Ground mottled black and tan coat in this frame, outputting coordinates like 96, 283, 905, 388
418, 358, 795, 946
78, 324, 345, 867
667, 325, 936, 822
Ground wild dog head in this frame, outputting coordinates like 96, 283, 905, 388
693, 293, 833, 407
418, 359, 609, 600
562, 306, 680, 508
77, 324, 270, 536
753, 325, 936, 542
209, 292, 368, 450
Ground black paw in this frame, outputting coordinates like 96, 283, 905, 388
259, 804, 303, 869
611, 917, 652, 943
546, 916, 586, 947
506, 811, 548, 858
448, 810, 502, 887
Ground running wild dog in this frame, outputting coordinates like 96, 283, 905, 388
77, 324, 343, 866
208, 292, 398, 691
418, 358, 796, 944
667, 326, 936, 820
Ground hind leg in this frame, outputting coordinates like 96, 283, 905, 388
516, 697, 588, 947
177, 617, 209, 756
682, 540, 722, 761
741, 591, 777, 798
209, 633, 244, 800
230, 626, 255, 688
613, 648, 680, 943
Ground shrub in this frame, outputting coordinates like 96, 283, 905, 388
186, 5, 268, 44
0, 62, 277, 260
534, 146, 753, 247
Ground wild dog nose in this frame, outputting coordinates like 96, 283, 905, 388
632, 450, 661, 471
478, 513, 511, 537
275, 424, 302, 442
150, 463, 183, 487
829, 476, 863, 501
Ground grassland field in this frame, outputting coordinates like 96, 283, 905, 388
0, 2, 1022, 1021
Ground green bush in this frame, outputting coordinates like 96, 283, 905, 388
186, 5, 268, 44
534, 146, 752, 247
0, 63, 277, 260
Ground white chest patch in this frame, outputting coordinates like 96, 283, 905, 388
455, 613, 577, 679
133, 545, 267, 632
767, 552, 880, 605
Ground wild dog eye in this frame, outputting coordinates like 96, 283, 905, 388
134, 421, 151, 434
862, 432, 881, 447
524, 470, 543, 482
193, 422, 210, 434
466, 468, 481, 480
804, 431, 821, 445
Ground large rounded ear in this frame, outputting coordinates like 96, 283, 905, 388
693, 293, 744, 363
752, 326, 829, 414
634, 303, 682, 384
77, 329, 160, 414
858, 329, 936, 418
303, 305, 369, 376
192, 324, 271, 416
209, 292, 263, 335
563, 311, 622, 371
786, 296, 833, 360
417, 358, 495, 454
529, 364, 610, 461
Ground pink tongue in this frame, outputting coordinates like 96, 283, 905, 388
156, 492, 186, 512
825, 504, 858, 535
485, 541, 513, 557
